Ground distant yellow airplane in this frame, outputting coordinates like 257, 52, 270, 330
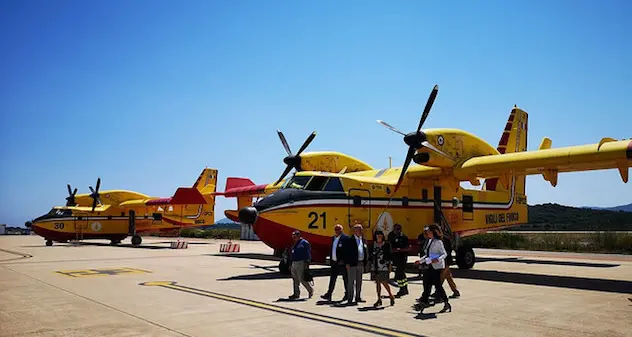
27, 168, 218, 246
222, 85, 631, 274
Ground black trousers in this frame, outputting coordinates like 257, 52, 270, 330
393, 254, 408, 288
326, 262, 348, 296
420, 265, 448, 304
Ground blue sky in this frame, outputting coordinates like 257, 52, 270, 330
1, 0, 630, 226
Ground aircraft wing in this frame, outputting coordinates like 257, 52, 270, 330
455, 138, 632, 185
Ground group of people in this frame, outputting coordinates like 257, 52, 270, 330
288, 222, 460, 313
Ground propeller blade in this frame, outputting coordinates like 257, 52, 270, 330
376, 120, 406, 136
277, 130, 292, 156
295, 131, 316, 156
395, 147, 416, 190
417, 85, 439, 132
91, 197, 97, 212
275, 165, 294, 186
67, 184, 72, 195
89, 186, 95, 194
73, 188, 77, 196
95, 178, 101, 192
421, 141, 455, 161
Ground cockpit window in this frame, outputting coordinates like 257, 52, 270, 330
49, 208, 72, 217
284, 175, 310, 189
323, 177, 344, 192
305, 176, 328, 191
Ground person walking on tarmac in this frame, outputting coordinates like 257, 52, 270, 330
288, 230, 314, 300
388, 223, 411, 298
321, 224, 349, 301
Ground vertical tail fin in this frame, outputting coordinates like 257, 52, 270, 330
194, 168, 219, 225
484, 106, 528, 195
193, 168, 218, 194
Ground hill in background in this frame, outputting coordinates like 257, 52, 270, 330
582, 203, 632, 213
508, 203, 632, 231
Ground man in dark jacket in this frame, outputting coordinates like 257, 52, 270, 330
321, 224, 349, 301
342, 223, 368, 305
289, 230, 313, 300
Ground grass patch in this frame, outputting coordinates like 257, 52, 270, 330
175, 228, 240, 240
462, 232, 632, 254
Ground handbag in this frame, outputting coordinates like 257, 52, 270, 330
303, 267, 314, 285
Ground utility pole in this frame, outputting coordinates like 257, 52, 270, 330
388, 156, 392, 168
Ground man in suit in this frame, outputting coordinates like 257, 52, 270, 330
321, 224, 349, 301
342, 222, 368, 305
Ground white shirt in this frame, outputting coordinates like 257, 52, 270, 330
332, 235, 341, 261
355, 235, 364, 261
420, 238, 447, 269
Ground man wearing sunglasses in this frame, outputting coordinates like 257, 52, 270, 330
321, 224, 349, 301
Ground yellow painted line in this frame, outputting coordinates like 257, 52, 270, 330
140, 281, 426, 337
56, 267, 151, 278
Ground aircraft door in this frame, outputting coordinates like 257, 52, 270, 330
462, 195, 474, 221
433, 186, 441, 224
74, 213, 88, 240
128, 210, 136, 235
348, 188, 372, 230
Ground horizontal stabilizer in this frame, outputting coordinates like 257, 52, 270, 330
146, 187, 207, 205
213, 177, 269, 197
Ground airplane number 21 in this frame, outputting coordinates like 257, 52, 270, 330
308, 212, 326, 229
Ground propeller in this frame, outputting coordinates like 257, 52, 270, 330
377, 84, 454, 191
274, 130, 316, 186
65, 184, 78, 206
88, 178, 102, 211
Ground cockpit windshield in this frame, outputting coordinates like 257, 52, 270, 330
282, 174, 344, 192
283, 175, 311, 189
48, 208, 72, 217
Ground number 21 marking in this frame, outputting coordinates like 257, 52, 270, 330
308, 212, 326, 229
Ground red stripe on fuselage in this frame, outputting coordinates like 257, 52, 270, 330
32, 225, 127, 242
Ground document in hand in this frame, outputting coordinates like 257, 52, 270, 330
429, 253, 442, 260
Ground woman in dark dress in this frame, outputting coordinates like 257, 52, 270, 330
370, 230, 395, 307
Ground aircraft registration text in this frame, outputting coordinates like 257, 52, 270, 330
485, 212, 520, 225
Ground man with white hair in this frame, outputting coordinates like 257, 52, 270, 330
342, 222, 368, 305
321, 223, 349, 301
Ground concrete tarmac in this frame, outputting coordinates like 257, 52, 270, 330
1, 236, 631, 337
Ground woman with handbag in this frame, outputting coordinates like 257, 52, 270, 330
413, 224, 451, 313
370, 230, 395, 307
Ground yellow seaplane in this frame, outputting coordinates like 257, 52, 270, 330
223, 85, 631, 274
26, 168, 218, 246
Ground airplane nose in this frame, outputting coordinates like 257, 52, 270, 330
25, 221, 32, 228
238, 207, 258, 225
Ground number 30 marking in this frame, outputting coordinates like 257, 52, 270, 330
308, 212, 326, 229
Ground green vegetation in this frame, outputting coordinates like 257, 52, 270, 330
178, 228, 240, 240
515, 203, 632, 231
463, 232, 632, 254
461, 203, 632, 254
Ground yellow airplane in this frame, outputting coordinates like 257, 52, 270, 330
26, 168, 218, 246
226, 85, 631, 274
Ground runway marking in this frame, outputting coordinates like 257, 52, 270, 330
56, 267, 151, 278
140, 281, 426, 337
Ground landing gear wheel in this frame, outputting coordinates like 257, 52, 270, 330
131, 235, 142, 246
46, 239, 52, 246
456, 246, 475, 269
279, 259, 290, 275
